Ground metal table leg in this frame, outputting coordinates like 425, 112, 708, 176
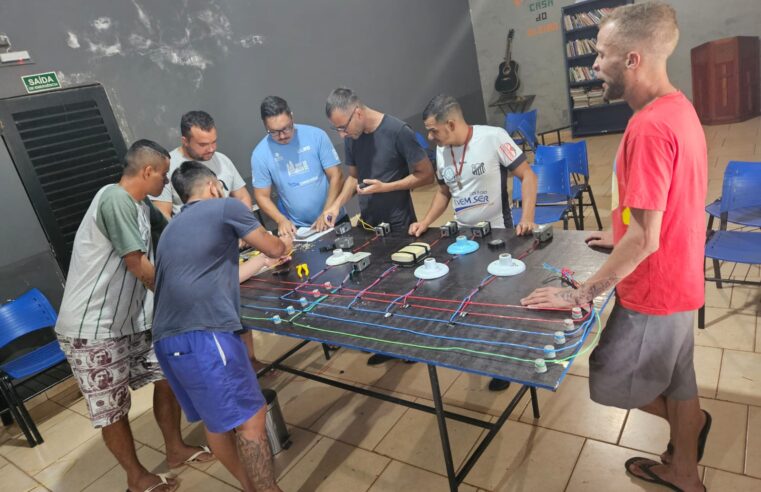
530, 386, 541, 418
428, 364, 458, 492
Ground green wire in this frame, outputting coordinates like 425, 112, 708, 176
241, 308, 603, 366
553, 312, 603, 362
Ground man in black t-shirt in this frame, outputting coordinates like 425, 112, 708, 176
322, 87, 434, 365
322, 87, 434, 231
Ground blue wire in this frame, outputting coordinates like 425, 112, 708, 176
448, 274, 492, 322
305, 311, 551, 351
347, 265, 397, 308
242, 294, 601, 357
245, 295, 588, 339
241, 301, 586, 352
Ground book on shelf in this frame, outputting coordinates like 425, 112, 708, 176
566, 38, 597, 57
570, 87, 624, 109
568, 66, 597, 83
563, 8, 615, 31
570, 87, 588, 108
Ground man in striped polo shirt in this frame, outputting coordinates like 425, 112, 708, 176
55, 140, 212, 492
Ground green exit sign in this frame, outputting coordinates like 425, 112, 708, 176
21, 71, 61, 94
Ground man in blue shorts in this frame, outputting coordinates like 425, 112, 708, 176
252, 96, 347, 237
152, 161, 290, 492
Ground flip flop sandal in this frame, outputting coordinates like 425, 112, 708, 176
661, 410, 712, 464
625, 457, 684, 491
126, 473, 179, 492
168, 445, 215, 468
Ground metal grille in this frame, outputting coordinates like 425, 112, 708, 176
0, 84, 127, 273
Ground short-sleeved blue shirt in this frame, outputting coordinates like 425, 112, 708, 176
251, 124, 342, 226
152, 198, 260, 342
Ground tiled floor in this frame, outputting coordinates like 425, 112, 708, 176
3, 117, 760, 491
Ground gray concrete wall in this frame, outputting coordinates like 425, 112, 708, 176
0, 0, 485, 181
470, 0, 761, 131
0, 142, 65, 306
0, 0, 485, 304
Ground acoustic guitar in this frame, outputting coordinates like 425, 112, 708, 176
494, 29, 520, 95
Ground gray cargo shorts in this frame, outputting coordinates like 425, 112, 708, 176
589, 303, 697, 410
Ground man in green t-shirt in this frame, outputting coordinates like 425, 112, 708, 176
55, 140, 213, 492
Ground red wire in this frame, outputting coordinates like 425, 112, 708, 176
240, 282, 588, 324
243, 277, 569, 312
243, 238, 573, 315
352, 235, 379, 253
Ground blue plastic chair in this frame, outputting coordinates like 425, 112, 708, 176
415, 131, 436, 163
0, 289, 66, 446
415, 131, 429, 150
535, 141, 603, 230
512, 159, 577, 229
699, 161, 761, 328
505, 109, 538, 152
705, 160, 761, 231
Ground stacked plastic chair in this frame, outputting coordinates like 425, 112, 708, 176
512, 158, 578, 229
535, 141, 603, 230
700, 161, 761, 328
505, 109, 538, 152
0, 288, 66, 446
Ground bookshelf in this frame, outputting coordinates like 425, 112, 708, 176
561, 0, 634, 137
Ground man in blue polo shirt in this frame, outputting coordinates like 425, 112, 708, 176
153, 161, 290, 492
251, 96, 346, 238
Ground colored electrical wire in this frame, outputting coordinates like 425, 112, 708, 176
242, 300, 583, 340
384, 278, 424, 313
243, 283, 589, 326
302, 310, 564, 351
347, 265, 397, 308
253, 284, 585, 325
357, 217, 376, 232
245, 275, 573, 312
352, 235, 379, 253
543, 262, 581, 288
239, 308, 601, 365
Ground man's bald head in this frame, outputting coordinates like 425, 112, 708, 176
600, 1, 679, 61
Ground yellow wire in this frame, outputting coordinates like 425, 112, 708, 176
357, 218, 376, 231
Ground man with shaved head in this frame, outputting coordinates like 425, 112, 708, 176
522, 3, 708, 491
153, 161, 290, 492
56, 140, 213, 492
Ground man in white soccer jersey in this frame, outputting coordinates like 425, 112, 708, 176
410, 94, 538, 391
55, 140, 212, 492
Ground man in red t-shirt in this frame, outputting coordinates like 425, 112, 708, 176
522, 3, 707, 491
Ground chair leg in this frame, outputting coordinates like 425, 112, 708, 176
0, 378, 36, 447
707, 214, 715, 233
563, 214, 568, 230
586, 187, 604, 231
8, 386, 43, 445
569, 204, 581, 230
3, 377, 43, 445
698, 304, 705, 329
577, 195, 585, 230
1, 410, 12, 426
712, 259, 723, 289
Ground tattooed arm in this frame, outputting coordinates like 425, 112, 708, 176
521, 208, 663, 309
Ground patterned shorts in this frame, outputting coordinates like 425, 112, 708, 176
57, 331, 164, 428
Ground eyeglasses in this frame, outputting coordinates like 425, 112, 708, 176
266, 121, 294, 137
330, 107, 358, 133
